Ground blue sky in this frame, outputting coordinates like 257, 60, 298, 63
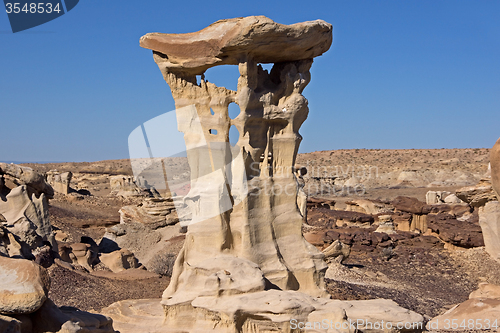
1, 0, 499, 162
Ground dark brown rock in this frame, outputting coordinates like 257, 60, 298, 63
427, 213, 484, 248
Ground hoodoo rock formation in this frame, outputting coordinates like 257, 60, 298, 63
102, 16, 424, 332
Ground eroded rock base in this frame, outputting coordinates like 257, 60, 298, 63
103, 291, 424, 333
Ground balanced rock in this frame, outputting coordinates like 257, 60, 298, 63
0, 256, 50, 315
140, 16, 332, 74
102, 15, 426, 333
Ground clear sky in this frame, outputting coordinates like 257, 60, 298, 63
1, 0, 499, 162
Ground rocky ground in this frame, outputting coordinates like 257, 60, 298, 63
18, 148, 496, 329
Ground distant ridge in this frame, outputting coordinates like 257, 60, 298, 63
0, 161, 65, 164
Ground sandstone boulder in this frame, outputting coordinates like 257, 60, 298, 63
119, 197, 179, 229
456, 179, 497, 207
375, 215, 396, 234
99, 249, 140, 273
443, 193, 463, 204
492, 137, 500, 200
322, 239, 350, 262
0, 163, 54, 199
0, 256, 50, 315
45, 170, 72, 195
427, 283, 500, 330
479, 201, 500, 261
425, 191, 451, 205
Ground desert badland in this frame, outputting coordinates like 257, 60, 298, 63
1, 15, 500, 333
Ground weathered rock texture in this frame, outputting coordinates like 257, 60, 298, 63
479, 200, 500, 262
105, 16, 426, 332
0, 164, 57, 258
119, 197, 179, 228
474, 138, 500, 262
109, 175, 152, 197
140, 16, 332, 74
0, 163, 54, 199
0, 256, 50, 315
45, 170, 72, 195
144, 16, 332, 304
492, 137, 500, 200
0, 256, 116, 332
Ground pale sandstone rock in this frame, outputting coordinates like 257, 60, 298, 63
109, 175, 150, 197
427, 283, 500, 330
492, 137, 500, 200
375, 215, 396, 234
146, 17, 330, 304
60, 243, 96, 271
99, 249, 140, 273
322, 240, 350, 262
410, 214, 428, 233
103, 293, 423, 333
469, 282, 500, 300
425, 190, 451, 204
443, 193, 463, 204
45, 170, 72, 195
478, 201, 500, 262
456, 179, 497, 207
119, 197, 179, 229
0, 185, 56, 254
0, 256, 49, 315
0, 163, 54, 199
54, 230, 68, 242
